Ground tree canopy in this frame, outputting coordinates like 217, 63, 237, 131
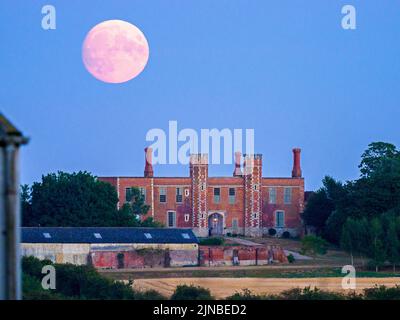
303, 142, 400, 270
21, 171, 158, 227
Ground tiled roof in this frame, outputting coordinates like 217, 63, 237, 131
21, 227, 198, 244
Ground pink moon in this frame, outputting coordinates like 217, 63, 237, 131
82, 20, 149, 83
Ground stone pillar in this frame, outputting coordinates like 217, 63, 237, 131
0, 114, 28, 300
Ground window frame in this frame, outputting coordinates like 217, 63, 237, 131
228, 187, 236, 204
139, 187, 146, 202
159, 187, 167, 203
269, 187, 277, 204
176, 187, 183, 203
284, 187, 292, 204
213, 187, 221, 203
275, 210, 285, 228
167, 211, 176, 228
232, 218, 239, 231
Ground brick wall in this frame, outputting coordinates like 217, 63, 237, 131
98, 150, 305, 237
199, 245, 288, 266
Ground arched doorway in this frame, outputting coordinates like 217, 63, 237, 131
208, 213, 223, 236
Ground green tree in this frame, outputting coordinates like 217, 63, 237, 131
124, 187, 150, 218
385, 216, 400, 272
22, 256, 165, 300
340, 219, 355, 265
300, 235, 329, 256
359, 142, 399, 177
302, 189, 333, 235
21, 184, 32, 226
340, 217, 369, 265
23, 171, 133, 227
302, 176, 345, 235
170, 285, 214, 300
367, 218, 386, 272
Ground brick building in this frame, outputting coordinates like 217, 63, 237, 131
99, 148, 304, 238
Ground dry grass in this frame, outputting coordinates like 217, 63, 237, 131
132, 277, 400, 299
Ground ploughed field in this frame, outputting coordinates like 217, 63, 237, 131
132, 277, 400, 299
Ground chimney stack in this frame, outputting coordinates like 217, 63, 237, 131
144, 147, 154, 178
233, 152, 242, 176
292, 148, 302, 178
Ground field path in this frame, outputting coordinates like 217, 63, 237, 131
133, 277, 400, 299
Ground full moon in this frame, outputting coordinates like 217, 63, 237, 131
82, 20, 149, 83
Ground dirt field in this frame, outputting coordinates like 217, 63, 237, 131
133, 277, 400, 299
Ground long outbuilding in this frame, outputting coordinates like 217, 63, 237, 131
21, 227, 199, 268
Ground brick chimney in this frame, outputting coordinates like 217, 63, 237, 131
292, 148, 302, 178
144, 147, 154, 178
233, 151, 242, 176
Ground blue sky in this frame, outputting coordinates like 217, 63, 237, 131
1, 1, 399, 190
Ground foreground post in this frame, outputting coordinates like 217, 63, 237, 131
0, 114, 28, 300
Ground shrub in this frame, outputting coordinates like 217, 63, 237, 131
135, 289, 166, 300
282, 231, 291, 239
268, 228, 277, 236
140, 217, 164, 228
23, 273, 66, 300
278, 287, 345, 300
300, 235, 328, 256
287, 254, 295, 263
171, 285, 214, 300
226, 289, 267, 300
22, 256, 163, 300
363, 285, 400, 300
199, 237, 224, 246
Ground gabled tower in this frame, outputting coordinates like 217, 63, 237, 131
190, 154, 208, 237
243, 154, 262, 237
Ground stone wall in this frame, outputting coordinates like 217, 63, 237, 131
22, 243, 199, 268
199, 245, 288, 266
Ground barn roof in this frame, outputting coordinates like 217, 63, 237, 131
21, 227, 199, 244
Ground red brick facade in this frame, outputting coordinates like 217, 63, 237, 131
99, 148, 305, 237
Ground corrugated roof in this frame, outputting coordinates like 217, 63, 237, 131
21, 227, 199, 244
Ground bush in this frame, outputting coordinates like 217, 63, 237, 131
199, 237, 224, 246
287, 254, 295, 263
282, 231, 291, 239
268, 228, 277, 236
140, 217, 164, 228
171, 285, 214, 300
22, 256, 164, 300
300, 235, 328, 256
363, 285, 400, 300
278, 287, 345, 300
226, 289, 268, 300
